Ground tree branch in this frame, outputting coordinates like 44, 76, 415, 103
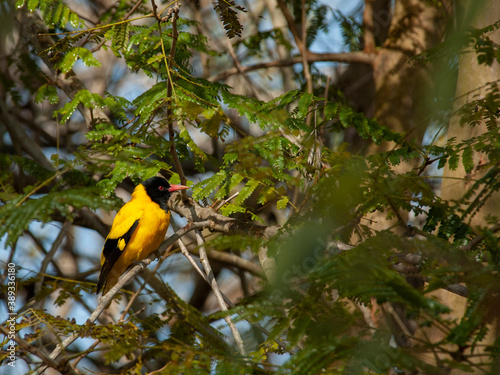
209, 51, 376, 82
274, 0, 312, 95
195, 230, 246, 355
206, 249, 264, 278
363, 0, 376, 53
167, 195, 280, 280
0, 100, 53, 170
139, 267, 233, 353
168, 195, 280, 239
35, 221, 70, 297
0, 325, 78, 375
300, 0, 313, 95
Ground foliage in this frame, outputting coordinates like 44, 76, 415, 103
213, 0, 247, 39
333, 9, 363, 52
1, 0, 500, 374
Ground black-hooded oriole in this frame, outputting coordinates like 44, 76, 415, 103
96, 177, 189, 295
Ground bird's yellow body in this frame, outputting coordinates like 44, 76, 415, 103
96, 177, 188, 295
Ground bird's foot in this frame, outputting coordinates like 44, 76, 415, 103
132, 260, 147, 270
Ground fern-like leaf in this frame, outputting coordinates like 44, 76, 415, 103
213, 0, 246, 39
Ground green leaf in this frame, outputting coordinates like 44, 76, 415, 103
213, 0, 246, 39
112, 23, 130, 52
213, 172, 244, 200
297, 92, 314, 118
199, 108, 226, 139
56, 48, 101, 74
35, 84, 59, 104
52, 2, 64, 26
462, 145, 474, 174
69, 11, 81, 27
276, 90, 301, 108
178, 123, 208, 169
223, 152, 238, 164
60, 5, 71, 26
193, 171, 226, 200
235, 179, 260, 204
133, 81, 169, 119
97, 158, 171, 197
219, 202, 247, 216
277, 196, 289, 209
228, 173, 245, 192
27, 0, 39, 12
55, 89, 103, 123
169, 173, 181, 186
448, 152, 459, 171
324, 101, 338, 119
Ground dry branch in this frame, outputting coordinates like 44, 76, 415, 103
168, 195, 280, 239
209, 52, 376, 82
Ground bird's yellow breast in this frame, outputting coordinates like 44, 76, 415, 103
113, 190, 170, 263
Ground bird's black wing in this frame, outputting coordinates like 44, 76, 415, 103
96, 219, 140, 294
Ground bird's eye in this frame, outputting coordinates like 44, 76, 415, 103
158, 186, 165, 191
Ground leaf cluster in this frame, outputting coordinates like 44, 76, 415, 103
213, 0, 247, 39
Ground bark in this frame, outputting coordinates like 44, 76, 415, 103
341, 0, 452, 156
358, 0, 453, 236
430, 1, 500, 373
441, 0, 500, 227
371, 0, 452, 151
167, 194, 280, 239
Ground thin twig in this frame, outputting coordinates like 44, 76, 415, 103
276, 0, 313, 96
178, 238, 242, 307
195, 230, 246, 355
124, 0, 145, 20
178, 237, 293, 355
235, 249, 249, 297
300, 0, 313, 96
460, 223, 500, 252
26, 230, 64, 276
151, 0, 161, 21
363, 0, 376, 53
71, 340, 99, 368
35, 222, 70, 297
205, 249, 264, 277
178, 238, 209, 283
170, 220, 291, 355
117, 244, 172, 324
214, 191, 240, 211
21, 11, 113, 130
158, 3, 189, 198
224, 38, 260, 98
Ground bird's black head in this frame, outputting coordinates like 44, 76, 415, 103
142, 177, 189, 211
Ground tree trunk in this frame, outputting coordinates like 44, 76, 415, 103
424, 1, 500, 373
359, 0, 452, 234
370, 0, 452, 152
441, 0, 500, 226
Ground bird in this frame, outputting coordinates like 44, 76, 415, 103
96, 177, 189, 295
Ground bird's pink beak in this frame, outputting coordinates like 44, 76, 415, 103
168, 184, 190, 192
